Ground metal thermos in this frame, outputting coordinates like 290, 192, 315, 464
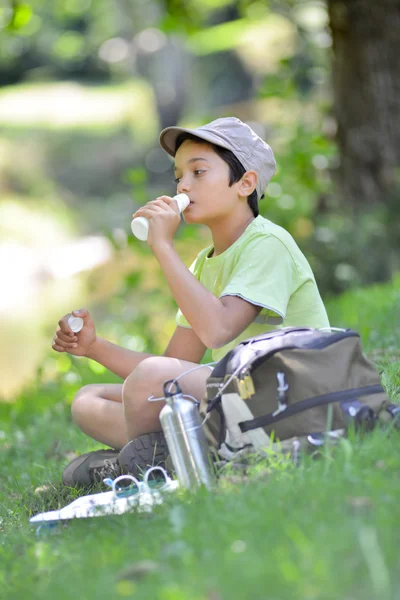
159, 379, 215, 490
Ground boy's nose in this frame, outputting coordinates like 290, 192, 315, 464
177, 177, 190, 194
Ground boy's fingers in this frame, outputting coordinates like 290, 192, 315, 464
56, 330, 77, 343
58, 316, 74, 335
155, 197, 175, 211
156, 195, 173, 203
52, 344, 65, 353
52, 337, 65, 352
132, 199, 172, 218
53, 326, 77, 343
52, 336, 77, 351
144, 202, 166, 212
156, 196, 180, 213
72, 308, 88, 318
55, 317, 75, 340
134, 206, 165, 220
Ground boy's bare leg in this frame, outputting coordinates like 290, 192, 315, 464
70, 357, 212, 449
122, 356, 212, 440
71, 383, 127, 450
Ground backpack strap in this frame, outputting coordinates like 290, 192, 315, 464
238, 384, 385, 433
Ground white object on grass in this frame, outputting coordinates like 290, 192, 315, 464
131, 193, 190, 241
29, 467, 178, 528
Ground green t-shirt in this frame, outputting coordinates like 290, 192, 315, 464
176, 215, 330, 362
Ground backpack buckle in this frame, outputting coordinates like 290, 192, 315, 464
236, 372, 255, 400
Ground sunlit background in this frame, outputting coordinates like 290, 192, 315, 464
0, 0, 397, 402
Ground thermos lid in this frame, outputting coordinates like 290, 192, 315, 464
163, 379, 182, 398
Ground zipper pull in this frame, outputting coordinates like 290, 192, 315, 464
272, 372, 289, 417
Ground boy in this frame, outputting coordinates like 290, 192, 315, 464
53, 117, 329, 487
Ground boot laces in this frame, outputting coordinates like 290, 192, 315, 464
93, 458, 121, 481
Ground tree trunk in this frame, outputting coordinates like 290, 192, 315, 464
328, 0, 400, 207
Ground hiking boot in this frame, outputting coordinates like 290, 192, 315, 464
62, 448, 121, 488
62, 432, 170, 488
118, 431, 169, 477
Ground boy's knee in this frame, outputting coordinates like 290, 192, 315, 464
123, 358, 155, 401
123, 357, 172, 404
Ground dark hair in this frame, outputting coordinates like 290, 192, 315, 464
175, 132, 259, 217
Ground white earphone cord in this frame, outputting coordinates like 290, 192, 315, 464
147, 362, 217, 430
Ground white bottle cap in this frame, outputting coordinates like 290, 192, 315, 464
68, 316, 84, 333
130, 216, 149, 241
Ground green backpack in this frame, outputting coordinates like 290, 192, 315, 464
200, 327, 397, 460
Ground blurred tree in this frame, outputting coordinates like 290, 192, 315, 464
326, 0, 400, 283
328, 0, 400, 209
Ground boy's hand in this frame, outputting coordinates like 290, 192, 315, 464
132, 196, 181, 249
52, 308, 96, 357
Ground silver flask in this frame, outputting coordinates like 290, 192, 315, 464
159, 379, 215, 490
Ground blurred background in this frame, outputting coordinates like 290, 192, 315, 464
0, 0, 399, 404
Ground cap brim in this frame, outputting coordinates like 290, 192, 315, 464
159, 126, 231, 157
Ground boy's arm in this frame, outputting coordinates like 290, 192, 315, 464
163, 326, 207, 362
153, 244, 261, 349
86, 326, 207, 379
85, 339, 153, 380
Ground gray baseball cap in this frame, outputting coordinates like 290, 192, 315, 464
159, 116, 276, 201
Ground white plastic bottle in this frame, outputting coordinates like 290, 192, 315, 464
131, 193, 190, 241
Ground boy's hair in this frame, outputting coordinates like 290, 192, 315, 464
175, 132, 260, 218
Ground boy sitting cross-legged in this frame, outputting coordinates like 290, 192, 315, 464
52, 117, 329, 487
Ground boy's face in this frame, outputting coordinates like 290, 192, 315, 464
174, 140, 241, 225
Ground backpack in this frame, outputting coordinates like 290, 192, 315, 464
200, 327, 397, 461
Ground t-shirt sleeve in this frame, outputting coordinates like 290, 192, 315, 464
220, 234, 297, 324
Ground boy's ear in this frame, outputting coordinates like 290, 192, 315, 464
238, 170, 258, 197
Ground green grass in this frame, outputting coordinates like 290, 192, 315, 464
1, 277, 400, 600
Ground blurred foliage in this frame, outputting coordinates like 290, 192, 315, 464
0, 0, 398, 400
